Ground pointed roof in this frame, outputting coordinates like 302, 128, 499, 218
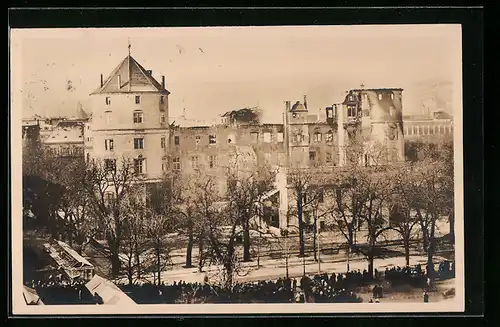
91, 55, 170, 95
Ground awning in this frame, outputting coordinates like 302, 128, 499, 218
85, 275, 136, 306
23, 285, 44, 305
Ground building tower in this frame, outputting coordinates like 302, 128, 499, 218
284, 95, 311, 169
339, 88, 405, 166
86, 49, 171, 180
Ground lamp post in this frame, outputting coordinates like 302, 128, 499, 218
317, 217, 321, 275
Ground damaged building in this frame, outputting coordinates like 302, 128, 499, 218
82, 53, 406, 229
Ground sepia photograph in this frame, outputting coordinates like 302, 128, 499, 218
10, 23, 464, 315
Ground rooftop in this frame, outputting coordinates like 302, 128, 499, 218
90, 55, 170, 95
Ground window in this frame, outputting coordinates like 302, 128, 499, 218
295, 133, 305, 143
349, 95, 353, 101
133, 111, 143, 124
327, 108, 334, 119
191, 156, 199, 170
347, 106, 357, 118
378, 93, 383, 100
309, 151, 316, 161
134, 138, 144, 149
263, 132, 271, 143
209, 155, 217, 168
161, 136, 166, 149
195, 135, 201, 145
160, 114, 166, 124
105, 97, 111, 105
326, 152, 332, 163
251, 132, 259, 143
160, 96, 164, 104
173, 157, 181, 170
325, 131, 334, 143
174, 135, 180, 145
162, 163, 166, 172
86, 153, 90, 162
105, 111, 112, 125
104, 139, 114, 151
135, 95, 141, 104
318, 190, 324, 203
277, 132, 284, 143
314, 132, 322, 142
104, 159, 116, 171
209, 135, 216, 144
134, 158, 144, 174
424, 126, 429, 135
391, 93, 394, 100
105, 192, 115, 204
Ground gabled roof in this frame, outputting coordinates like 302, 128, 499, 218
91, 55, 170, 95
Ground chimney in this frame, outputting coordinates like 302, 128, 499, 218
285, 101, 291, 112
161, 76, 165, 89
100, 74, 103, 87
117, 75, 121, 90
303, 95, 307, 109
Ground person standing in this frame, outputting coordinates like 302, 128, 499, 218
423, 291, 429, 303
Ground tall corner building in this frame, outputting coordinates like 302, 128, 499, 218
85, 54, 170, 181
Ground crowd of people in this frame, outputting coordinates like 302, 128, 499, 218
26, 278, 94, 305
24, 260, 455, 305
119, 272, 365, 304
383, 260, 455, 287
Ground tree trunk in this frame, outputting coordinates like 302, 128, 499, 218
127, 256, 133, 286
243, 220, 251, 262
198, 234, 204, 273
404, 240, 410, 267
368, 254, 374, 280
156, 243, 162, 286
134, 245, 141, 280
185, 226, 194, 268
297, 192, 305, 257
426, 219, 437, 280
449, 212, 455, 243
313, 217, 317, 261
108, 238, 121, 278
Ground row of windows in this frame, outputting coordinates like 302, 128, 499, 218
173, 132, 285, 146
103, 111, 166, 125
103, 158, 146, 175
103, 137, 165, 151
105, 95, 165, 105
404, 124, 453, 136
293, 132, 335, 143
348, 93, 395, 102
308, 150, 337, 165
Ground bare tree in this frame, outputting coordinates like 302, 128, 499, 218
225, 162, 277, 262
82, 156, 139, 278
145, 171, 182, 285
287, 168, 327, 257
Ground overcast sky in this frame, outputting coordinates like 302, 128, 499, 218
12, 25, 461, 124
